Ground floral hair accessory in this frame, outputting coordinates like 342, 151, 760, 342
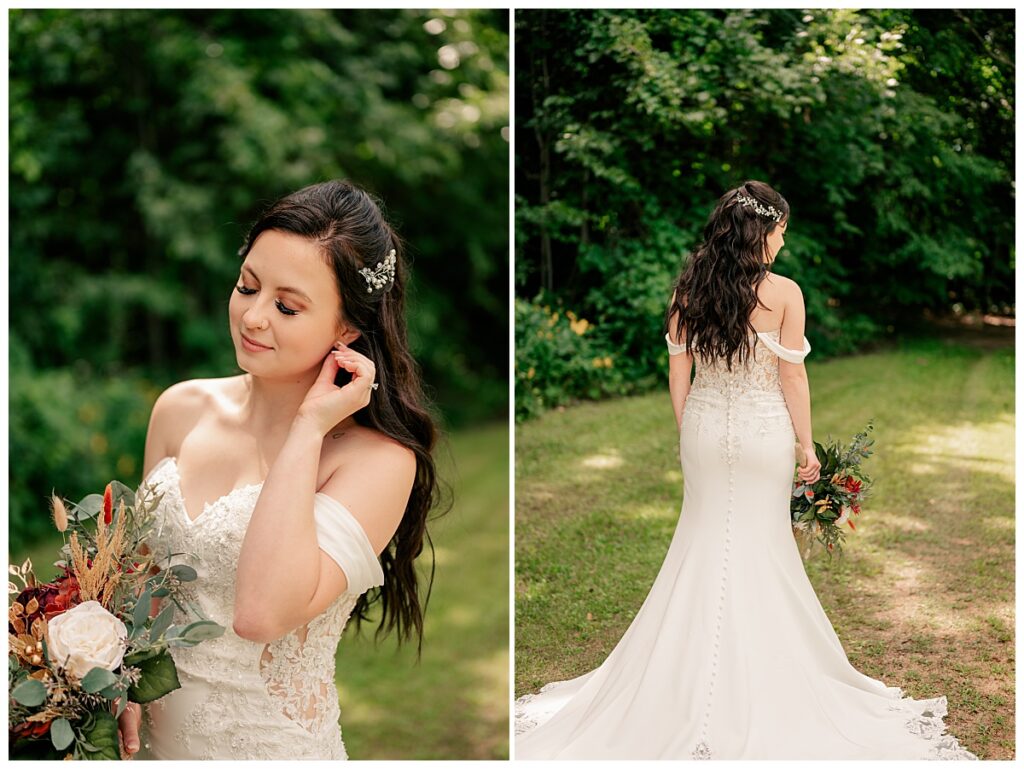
735, 193, 783, 223
358, 248, 397, 294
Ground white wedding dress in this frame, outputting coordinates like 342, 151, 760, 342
514, 328, 978, 760
132, 455, 384, 760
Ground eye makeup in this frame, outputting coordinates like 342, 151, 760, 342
234, 284, 299, 316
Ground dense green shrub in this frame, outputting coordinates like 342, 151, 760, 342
10, 334, 155, 551
514, 298, 626, 420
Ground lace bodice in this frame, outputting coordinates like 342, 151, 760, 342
135, 456, 384, 760
666, 328, 811, 467
666, 327, 811, 401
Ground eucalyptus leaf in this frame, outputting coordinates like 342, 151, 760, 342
133, 589, 152, 629
169, 564, 198, 582
123, 646, 162, 666
150, 602, 176, 640
12, 677, 46, 706
80, 666, 118, 693
180, 619, 226, 642
71, 493, 103, 521
100, 682, 124, 699
50, 717, 74, 751
109, 479, 134, 509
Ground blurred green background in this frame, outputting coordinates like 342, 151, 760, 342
9, 8, 509, 760
514, 9, 1013, 420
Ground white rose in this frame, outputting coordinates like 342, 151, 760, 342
835, 507, 850, 527
46, 600, 128, 681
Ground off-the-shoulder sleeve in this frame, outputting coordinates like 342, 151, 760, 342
665, 332, 688, 356
313, 492, 385, 596
758, 333, 811, 364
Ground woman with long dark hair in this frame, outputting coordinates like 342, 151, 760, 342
515, 181, 976, 759
117, 179, 441, 759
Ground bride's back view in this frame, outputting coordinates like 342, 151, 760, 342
514, 181, 976, 760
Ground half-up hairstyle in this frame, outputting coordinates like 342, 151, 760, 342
237, 179, 444, 655
666, 180, 790, 371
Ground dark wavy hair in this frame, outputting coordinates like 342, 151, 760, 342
666, 180, 790, 371
237, 179, 448, 656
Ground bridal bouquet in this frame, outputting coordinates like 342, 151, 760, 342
9, 478, 224, 760
791, 422, 875, 558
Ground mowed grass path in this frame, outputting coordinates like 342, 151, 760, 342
11, 420, 509, 760
515, 329, 1013, 760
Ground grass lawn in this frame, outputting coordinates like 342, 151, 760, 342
515, 327, 1014, 760
10, 420, 509, 760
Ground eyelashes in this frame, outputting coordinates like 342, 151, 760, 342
234, 285, 298, 316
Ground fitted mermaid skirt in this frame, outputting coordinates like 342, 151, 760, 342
514, 330, 976, 760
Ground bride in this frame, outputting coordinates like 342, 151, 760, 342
116, 180, 440, 759
514, 181, 977, 760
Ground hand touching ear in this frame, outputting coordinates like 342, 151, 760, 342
295, 342, 378, 436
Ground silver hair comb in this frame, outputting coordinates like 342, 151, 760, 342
735, 194, 783, 223
358, 248, 397, 293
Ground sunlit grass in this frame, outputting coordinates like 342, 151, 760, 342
516, 332, 1013, 759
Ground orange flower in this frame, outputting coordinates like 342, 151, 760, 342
102, 483, 113, 525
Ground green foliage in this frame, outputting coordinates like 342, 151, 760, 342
10, 337, 154, 552
515, 9, 1013, 418
514, 298, 625, 420
128, 651, 181, 704
79, 709, 120, 760
10, 9, 508, 549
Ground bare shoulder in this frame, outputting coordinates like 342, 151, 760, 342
765, 273, 803, 305
144, 376, 243, 475
765, 272, 799, 292
318, 424, 417, 554
324, 423, 417, 479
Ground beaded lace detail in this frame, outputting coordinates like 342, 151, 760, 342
682, 329, 796, 469
139, 457, 359, 759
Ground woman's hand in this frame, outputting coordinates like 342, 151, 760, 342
796, 441, 821, 484
116, 700, 142, 759
295, 341, 377, 437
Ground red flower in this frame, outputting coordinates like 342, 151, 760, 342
46, 569, 81, 618
12, 568, 83, 632
12, 718, 51, 739
852, 503, 861, 514
102, 483, 113, 525
847, 519, 856, 530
